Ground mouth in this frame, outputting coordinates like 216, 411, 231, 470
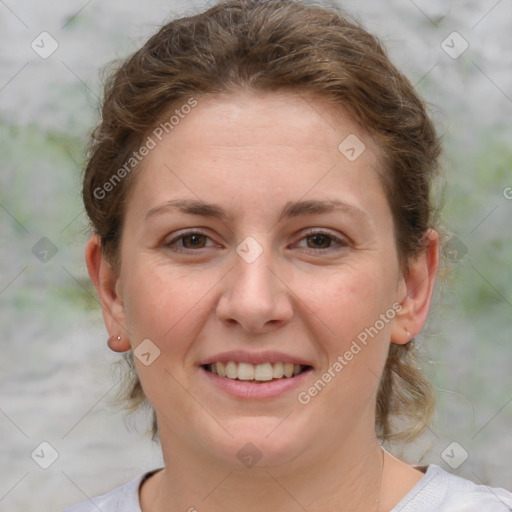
198, 351, 315, 399
201, 361, 313, 382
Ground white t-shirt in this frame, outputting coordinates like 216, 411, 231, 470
61, 464, 512, 511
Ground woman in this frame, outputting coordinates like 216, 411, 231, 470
63, 0, 512, 510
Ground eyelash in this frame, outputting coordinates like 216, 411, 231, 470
164, 229, 349, 254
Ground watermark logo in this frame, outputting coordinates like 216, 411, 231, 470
298, 302, 402, 404
445, 235, 468, 262
93, 97, 198, 200
236, 236, 263, 263
236, 442, 263, 468
134, 339, 161, 366
32, 237, 58, 263
151, 97, 198, 141
441, 32, 469, 59
31, 32, 59, 59
31, 441, 59, 469
338, 134, 366, 162
441, 441, 468, 469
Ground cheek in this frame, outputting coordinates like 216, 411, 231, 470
121, 261, 208, 347
313, 266, 396, 344
121, 264, 211, 407
304, 266, 395, 404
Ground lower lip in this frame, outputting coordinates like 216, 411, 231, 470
199, 366, 313, 399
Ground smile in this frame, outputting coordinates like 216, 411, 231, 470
203, 361, 311, 381
199, 351, 314, 399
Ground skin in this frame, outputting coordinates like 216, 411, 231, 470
86, 90, 439, 512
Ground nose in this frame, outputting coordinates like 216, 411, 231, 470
215, 241, 294, 333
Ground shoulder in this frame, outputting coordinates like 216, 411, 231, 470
393, 464, 512, 512
60, 471, 155, 512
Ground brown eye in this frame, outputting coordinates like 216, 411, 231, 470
181, 233, 208, 249
295, 230, 349, 253
306, 234, 333, 249
166, 231, 215, 253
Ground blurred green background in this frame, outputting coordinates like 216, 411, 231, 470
1, 1, 511, 510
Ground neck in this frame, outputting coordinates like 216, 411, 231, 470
145, 427, 385, 512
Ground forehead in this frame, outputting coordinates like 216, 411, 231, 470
126, 90, 388, 223
158, 90, 379, 157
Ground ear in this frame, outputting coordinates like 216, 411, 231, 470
85, 235, 131, 352
391, 229, 439, 345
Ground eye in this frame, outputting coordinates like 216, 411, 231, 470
164, 229, 349, 255
165, 231, 216, 252
294, 230, 349, 252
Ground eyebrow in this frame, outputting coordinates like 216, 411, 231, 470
144, 198, 373, 227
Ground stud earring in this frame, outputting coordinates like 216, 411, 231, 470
107, 335, 126, 352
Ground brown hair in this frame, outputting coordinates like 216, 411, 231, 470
83, 0, 441, 442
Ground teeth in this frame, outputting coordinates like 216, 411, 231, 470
283, 363, 294, 378
272, 362, 284, 378
254, 363, 273, 381
207, 361, 307, 381
226, 361, 238, 379
238, 362, 255, 380
217, 362, 226, 377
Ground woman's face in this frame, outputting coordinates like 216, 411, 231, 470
100, 91, 425, 469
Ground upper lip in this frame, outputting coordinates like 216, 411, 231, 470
198, 350, 314, 367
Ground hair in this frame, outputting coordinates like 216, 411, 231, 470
83, 0, 441, 443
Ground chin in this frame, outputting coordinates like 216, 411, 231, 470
201, 415, 313, 469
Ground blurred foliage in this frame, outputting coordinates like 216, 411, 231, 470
441, 138, 511, 315
1, 118, 95, 321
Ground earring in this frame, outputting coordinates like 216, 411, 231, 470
107, 335, 125, 352
405, 329, 411, 341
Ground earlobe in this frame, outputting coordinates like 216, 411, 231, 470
391, 230, 439, 345
107, 335, 131, 352
85, 235, 131, 352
